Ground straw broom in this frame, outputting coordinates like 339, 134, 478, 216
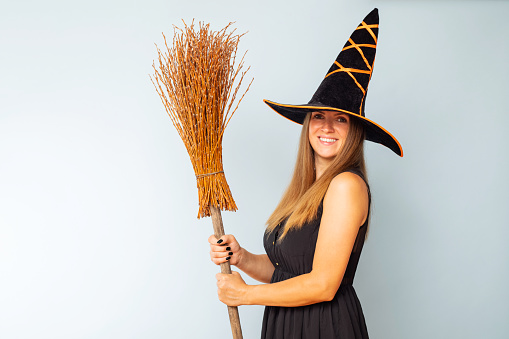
151, 21, 252, 339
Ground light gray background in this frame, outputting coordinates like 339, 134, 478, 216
1, 0, 508, 338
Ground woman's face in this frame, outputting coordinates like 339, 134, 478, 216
308, 111, 350, 163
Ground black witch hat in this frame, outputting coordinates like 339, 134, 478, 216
264, 8, 403, 157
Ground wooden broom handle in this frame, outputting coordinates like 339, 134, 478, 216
210, 205, 243, 339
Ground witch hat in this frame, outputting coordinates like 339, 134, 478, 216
264, 8, 403, 156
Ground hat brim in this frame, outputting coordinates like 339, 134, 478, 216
264, 99, 403, 157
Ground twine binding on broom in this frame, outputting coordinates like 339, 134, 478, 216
195, 171, 224, 179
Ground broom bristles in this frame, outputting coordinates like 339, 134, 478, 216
151, 21, 253, 218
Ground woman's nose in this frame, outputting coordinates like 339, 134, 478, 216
320, 119, 334, 132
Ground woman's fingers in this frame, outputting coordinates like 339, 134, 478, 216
215, 271, 247, 306
209, 234, 235, 245
209, 249, 236, 264
208, 234, 220, 244
210, 249, 231, 259
208, 234, 239, 249
208, 234, 240, 265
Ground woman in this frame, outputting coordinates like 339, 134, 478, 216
209, 8, 403, 339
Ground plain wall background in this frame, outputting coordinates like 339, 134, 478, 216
1, 0, 508, 338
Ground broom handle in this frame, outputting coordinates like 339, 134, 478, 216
210, 205, 243, 339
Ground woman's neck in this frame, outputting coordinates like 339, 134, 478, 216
314, 157, 333, 181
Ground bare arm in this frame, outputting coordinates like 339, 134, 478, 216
236, 249, 274, 283
209, 234, 275, 283
216, 172, 369, 307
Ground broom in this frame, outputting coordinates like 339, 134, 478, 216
151, 21, 253, 339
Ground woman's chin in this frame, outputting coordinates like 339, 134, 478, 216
315, 153, 337, 163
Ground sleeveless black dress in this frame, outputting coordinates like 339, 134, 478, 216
261, 170, 370, 339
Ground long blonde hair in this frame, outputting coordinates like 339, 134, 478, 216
266, 112, 368, 238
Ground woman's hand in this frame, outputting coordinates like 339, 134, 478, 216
208, 234, 275, 284
216, 271, 249, 306
208, 234, 243, 266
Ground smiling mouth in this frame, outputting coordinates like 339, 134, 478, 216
319, 137, 338, 143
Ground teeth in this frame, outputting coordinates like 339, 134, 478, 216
319, 137, 337, 143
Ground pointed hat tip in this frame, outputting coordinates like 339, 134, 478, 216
365, 8, 379, 22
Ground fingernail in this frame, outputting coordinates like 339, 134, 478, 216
228, 252, 233, 256
217, 239, 223, 244
226, 256, 231, 260
226, 247, 231, 251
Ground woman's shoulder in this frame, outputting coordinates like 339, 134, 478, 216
324, 171, 369, 207
323, 171, 370, 224
328, 171, 368, 194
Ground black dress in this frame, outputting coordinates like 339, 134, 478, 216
261, 170, 370, 339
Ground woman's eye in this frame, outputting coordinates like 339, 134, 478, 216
312, 114, 324, 119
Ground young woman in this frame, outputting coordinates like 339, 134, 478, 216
208, 8, 403, 339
